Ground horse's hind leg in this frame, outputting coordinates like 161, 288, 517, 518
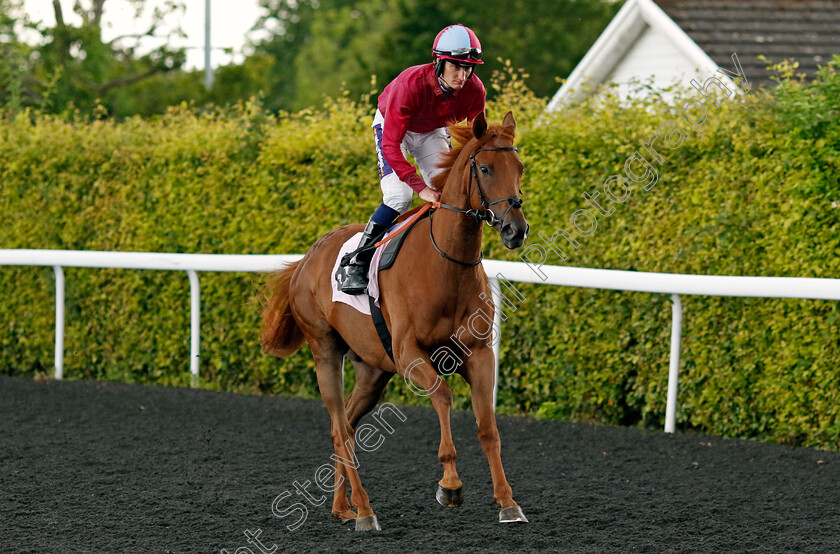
330, 357, 393, 523
310, 344, 380, 531
345, 357, 394, 427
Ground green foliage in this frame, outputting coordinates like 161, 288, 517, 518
448, 0, 620, 99
5, 0, 616, 117
4, 0, 187, 115
506, 57, 840, 448
250, 0, 359, 113
0, 0, 32, 114
292, 1, 406, 111
2, 62, 840, 449
251, 0, 618, 111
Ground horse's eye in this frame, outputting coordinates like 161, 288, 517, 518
480, 166, 490, 175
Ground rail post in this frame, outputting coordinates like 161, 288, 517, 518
490, 278, 502, 410
665, 293, 683, 433
187, 270, 200, 388
53, 265, 65, 380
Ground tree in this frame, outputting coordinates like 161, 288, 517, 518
5, 0, 620, 117
11, 0, 188, 114
0, 0, 36, 112
249, 0, 359, 112
250, 0, 620, 111
291, 0, 400, 110
449, 0, 621, 98
376, 0, 621, 100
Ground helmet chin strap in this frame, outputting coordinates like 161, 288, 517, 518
438, 78, 452, 100
435, 63, 454, 98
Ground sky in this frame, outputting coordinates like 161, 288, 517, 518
20, 0, 269, 69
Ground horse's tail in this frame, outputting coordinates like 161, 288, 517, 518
260, 261, 305, 356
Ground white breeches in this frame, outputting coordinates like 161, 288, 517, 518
372, 109, 450, 214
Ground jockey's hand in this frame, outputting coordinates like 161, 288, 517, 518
418, 186, 440, 203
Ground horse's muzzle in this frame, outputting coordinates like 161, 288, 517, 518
501, 220, 528, 249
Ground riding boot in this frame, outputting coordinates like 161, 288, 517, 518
336, 219, 389, 295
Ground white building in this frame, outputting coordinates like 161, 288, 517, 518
548, 0, 840, 109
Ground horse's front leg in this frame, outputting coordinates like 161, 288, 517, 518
462, 349, 528, 523
397, 348, 463, 507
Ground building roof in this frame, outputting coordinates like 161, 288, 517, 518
548, 0, 728, 109
548, 0, 840, 110
655, 0, 840, 88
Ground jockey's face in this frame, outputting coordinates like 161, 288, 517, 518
441, 60, 473, 90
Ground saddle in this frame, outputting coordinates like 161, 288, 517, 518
377, 215, 423, 272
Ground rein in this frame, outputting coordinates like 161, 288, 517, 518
374, 202, 436, 248
430, 145, 523, 266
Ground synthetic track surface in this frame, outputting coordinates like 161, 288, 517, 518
1, 375, 839, 553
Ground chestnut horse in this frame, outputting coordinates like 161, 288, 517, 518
261, 111, 529, 531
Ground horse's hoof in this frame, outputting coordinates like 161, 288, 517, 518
355, 515, 381, 531
499, 505, 529, 523
436, 484, 464, 507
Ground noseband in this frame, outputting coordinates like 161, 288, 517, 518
430, 145, 524, 266
466, 146, 524, 226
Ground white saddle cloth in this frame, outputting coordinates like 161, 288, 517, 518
330, 218, 414, 315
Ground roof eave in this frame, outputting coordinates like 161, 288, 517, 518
547, 0, 739, 111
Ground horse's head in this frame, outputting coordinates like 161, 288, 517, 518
458, 111, 529, 249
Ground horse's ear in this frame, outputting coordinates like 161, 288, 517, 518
472, 111, 487, 139
503, 111, 516, 131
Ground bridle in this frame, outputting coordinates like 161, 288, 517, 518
430, 145, 524, 266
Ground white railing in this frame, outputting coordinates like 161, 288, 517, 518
2, 249, 840, 434
0, 250, 302, 387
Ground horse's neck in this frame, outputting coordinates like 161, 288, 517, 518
431, 195, 483, 269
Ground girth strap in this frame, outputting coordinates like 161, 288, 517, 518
368, 295, 394, 363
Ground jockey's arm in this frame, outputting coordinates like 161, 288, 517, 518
381, 97, 428, 194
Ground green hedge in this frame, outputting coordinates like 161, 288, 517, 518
2, 60, 839, 448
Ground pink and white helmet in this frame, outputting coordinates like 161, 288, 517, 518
432, 24, 483, 65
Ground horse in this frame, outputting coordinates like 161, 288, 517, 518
260, 111, 529, 531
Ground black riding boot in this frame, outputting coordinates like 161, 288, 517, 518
336, 219, 388, 295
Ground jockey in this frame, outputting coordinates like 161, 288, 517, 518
335, 23, 487, 295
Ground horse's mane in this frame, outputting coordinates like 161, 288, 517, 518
430, 123, 516, 191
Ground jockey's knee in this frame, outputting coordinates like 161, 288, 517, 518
382, 190, 412, 214
380, 172, 412, 214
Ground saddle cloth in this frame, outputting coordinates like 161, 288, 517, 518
330, 217, 415, 315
